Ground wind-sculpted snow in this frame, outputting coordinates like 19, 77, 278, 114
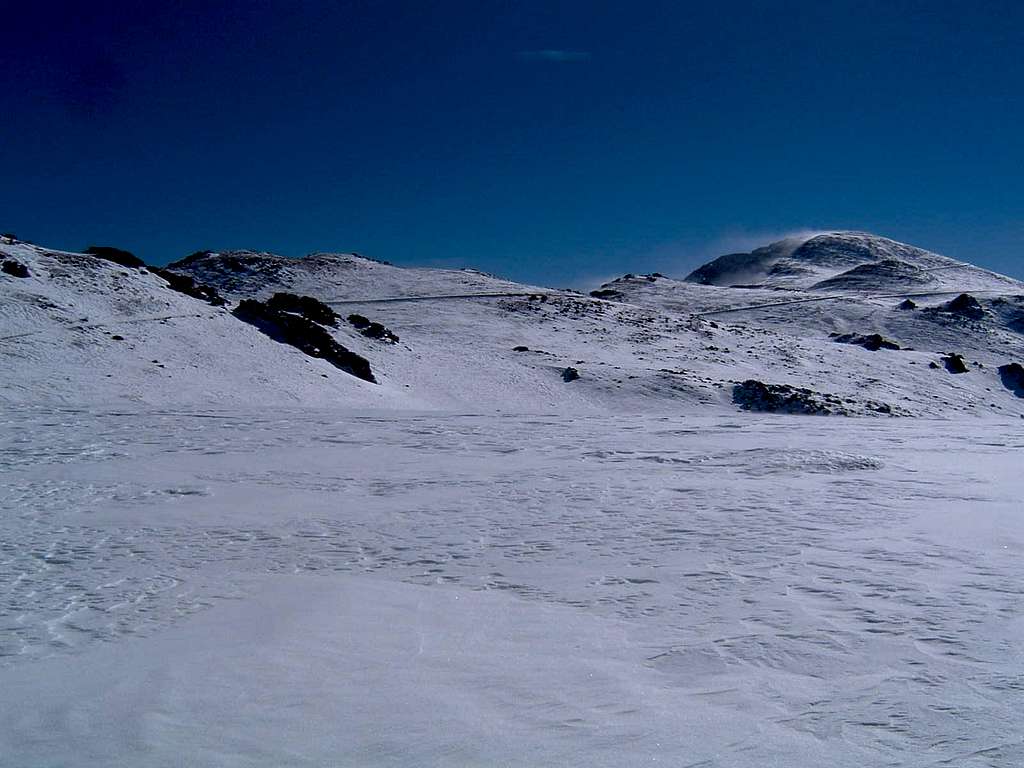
1, 407, 1022, 766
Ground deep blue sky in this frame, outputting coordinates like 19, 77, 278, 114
3, 0, 1022, 286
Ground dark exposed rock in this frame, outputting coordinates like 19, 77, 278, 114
347, 313, 399, 342
2, 259, 30, 278
897, 299, 917, 310
831, 332, 901, 351
234, 299, 375, 382
84, 246, 146, 270
267, 292, 338, 326
589, 289, 622, 300
512, 346, 530, 352
152, 268, 226, 306
942, 353, 969, 374
998, 363, 1024, 397
733, 380, 839, 415
361, 323, 399, 342
936, 293, 985, 320
929, 361, 940, 369
732, 380, 894, 416
110, 334, 125, 341
562, 367, 580, 382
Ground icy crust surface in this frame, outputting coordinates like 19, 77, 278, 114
1, 407, 1022, 766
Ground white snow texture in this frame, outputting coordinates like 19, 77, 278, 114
1, 231, 1022, 766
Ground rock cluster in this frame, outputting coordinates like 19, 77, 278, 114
153, 268, 226, 306
347, 314, 399, 343
234, 299, 375, 382
830, 333, 901, 351
733, 380, 892, 416
267, 292, 338, 326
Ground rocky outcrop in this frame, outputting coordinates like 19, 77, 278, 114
562, 367, 580, 382
935, 293, 985, 320
233, 299, 375, 382
267, 292, 338, 326
153, 268, 226, 306
733, 380, 893, 416
1, 259, 30, 278
347, 314, 399, 343
830, 333, 901, 351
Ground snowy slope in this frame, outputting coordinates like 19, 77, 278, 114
168, 249, 547, 300
4, 233, 1023, 415
0, 242, 402, 407
169, 238, 1024, 417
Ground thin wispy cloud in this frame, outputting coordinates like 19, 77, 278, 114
517, 49, 591, 63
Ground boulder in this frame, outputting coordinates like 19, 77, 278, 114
1, 259, 30, 278
562, 367, 580, 382
942, 353, 969, 374
998, 363, 1024, 397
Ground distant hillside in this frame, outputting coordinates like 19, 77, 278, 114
684, 231, 1023, 294
2, 234, 1022, 416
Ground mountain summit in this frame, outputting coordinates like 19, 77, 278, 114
684, 231, 1022, 293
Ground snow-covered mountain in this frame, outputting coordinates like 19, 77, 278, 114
4, 230, 1024, 767
2, 231, 1022, 415
684, 230, 1022, 293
